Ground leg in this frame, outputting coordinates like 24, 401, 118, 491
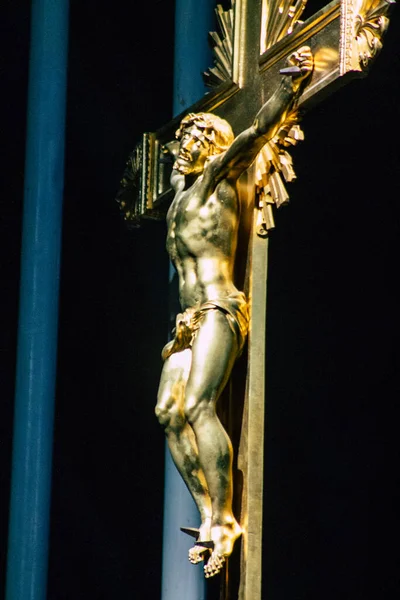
155, 349, 212, 557
184, 310, 242, 577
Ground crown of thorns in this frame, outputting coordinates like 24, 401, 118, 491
176, 112, 234, 152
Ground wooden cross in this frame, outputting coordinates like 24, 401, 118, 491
116, 0, 394, 598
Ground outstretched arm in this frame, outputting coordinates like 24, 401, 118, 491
208, 47, 313, 184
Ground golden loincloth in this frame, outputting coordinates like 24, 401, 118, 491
161, 292, 249, 361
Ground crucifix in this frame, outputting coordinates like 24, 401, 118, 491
116, 0, 394, 597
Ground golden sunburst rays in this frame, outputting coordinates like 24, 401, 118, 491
261, 0, 308, 54
256, 116, 305, 235
203, 4, 234, 88
202, 2, 308, 234
204, 1, 309, 88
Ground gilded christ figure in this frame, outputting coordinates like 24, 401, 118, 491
155, 47, 313, 578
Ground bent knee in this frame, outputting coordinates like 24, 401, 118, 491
184, 395, 213, 425
155, 396, 183, 429
155, 400, 173, 427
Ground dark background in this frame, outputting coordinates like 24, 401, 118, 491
1, 1, 399, 598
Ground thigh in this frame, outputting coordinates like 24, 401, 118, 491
157, 348, 192, 411
185, 309, 238, 407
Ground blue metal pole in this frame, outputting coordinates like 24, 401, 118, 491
172, 0, 215, 116
161, 2, 215, 599
5, 1, 69, 599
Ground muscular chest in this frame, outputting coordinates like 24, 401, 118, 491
166, 179, 238, 256
170, 188, 217, 230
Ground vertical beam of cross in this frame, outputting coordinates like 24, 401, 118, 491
5, 2, 69, 599
161, 3, 215, 599
233, 0, 263, 86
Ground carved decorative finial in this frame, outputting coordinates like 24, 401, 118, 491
355, 0, 394, 68
341, 0, 395, 74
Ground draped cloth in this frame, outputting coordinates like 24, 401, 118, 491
162, 292, 249, 361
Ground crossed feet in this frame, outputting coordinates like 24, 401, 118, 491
187, 518, 242, 578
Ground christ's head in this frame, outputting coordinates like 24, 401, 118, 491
174, 112, 234, 175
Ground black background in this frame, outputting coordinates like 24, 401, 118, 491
1, 1, 399, 598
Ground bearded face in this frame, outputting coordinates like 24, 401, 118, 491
174, 125, 212, 175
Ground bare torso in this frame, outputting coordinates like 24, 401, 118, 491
157, 49, 314, 578
166, 168, 240, 310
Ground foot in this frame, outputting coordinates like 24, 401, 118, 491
188, 518, 211, 565
204, 520, 242, 578
188, 545, 208, 564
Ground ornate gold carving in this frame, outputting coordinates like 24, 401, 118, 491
116, 134, 169, 224
116, 137, 146, 226
340, 0, 355, 73
340, 0, 395, 74
355, 0, 394, 67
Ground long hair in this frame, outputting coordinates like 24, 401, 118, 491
176, 112, 234, 154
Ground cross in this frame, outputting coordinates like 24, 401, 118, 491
116, 0, 394, 598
